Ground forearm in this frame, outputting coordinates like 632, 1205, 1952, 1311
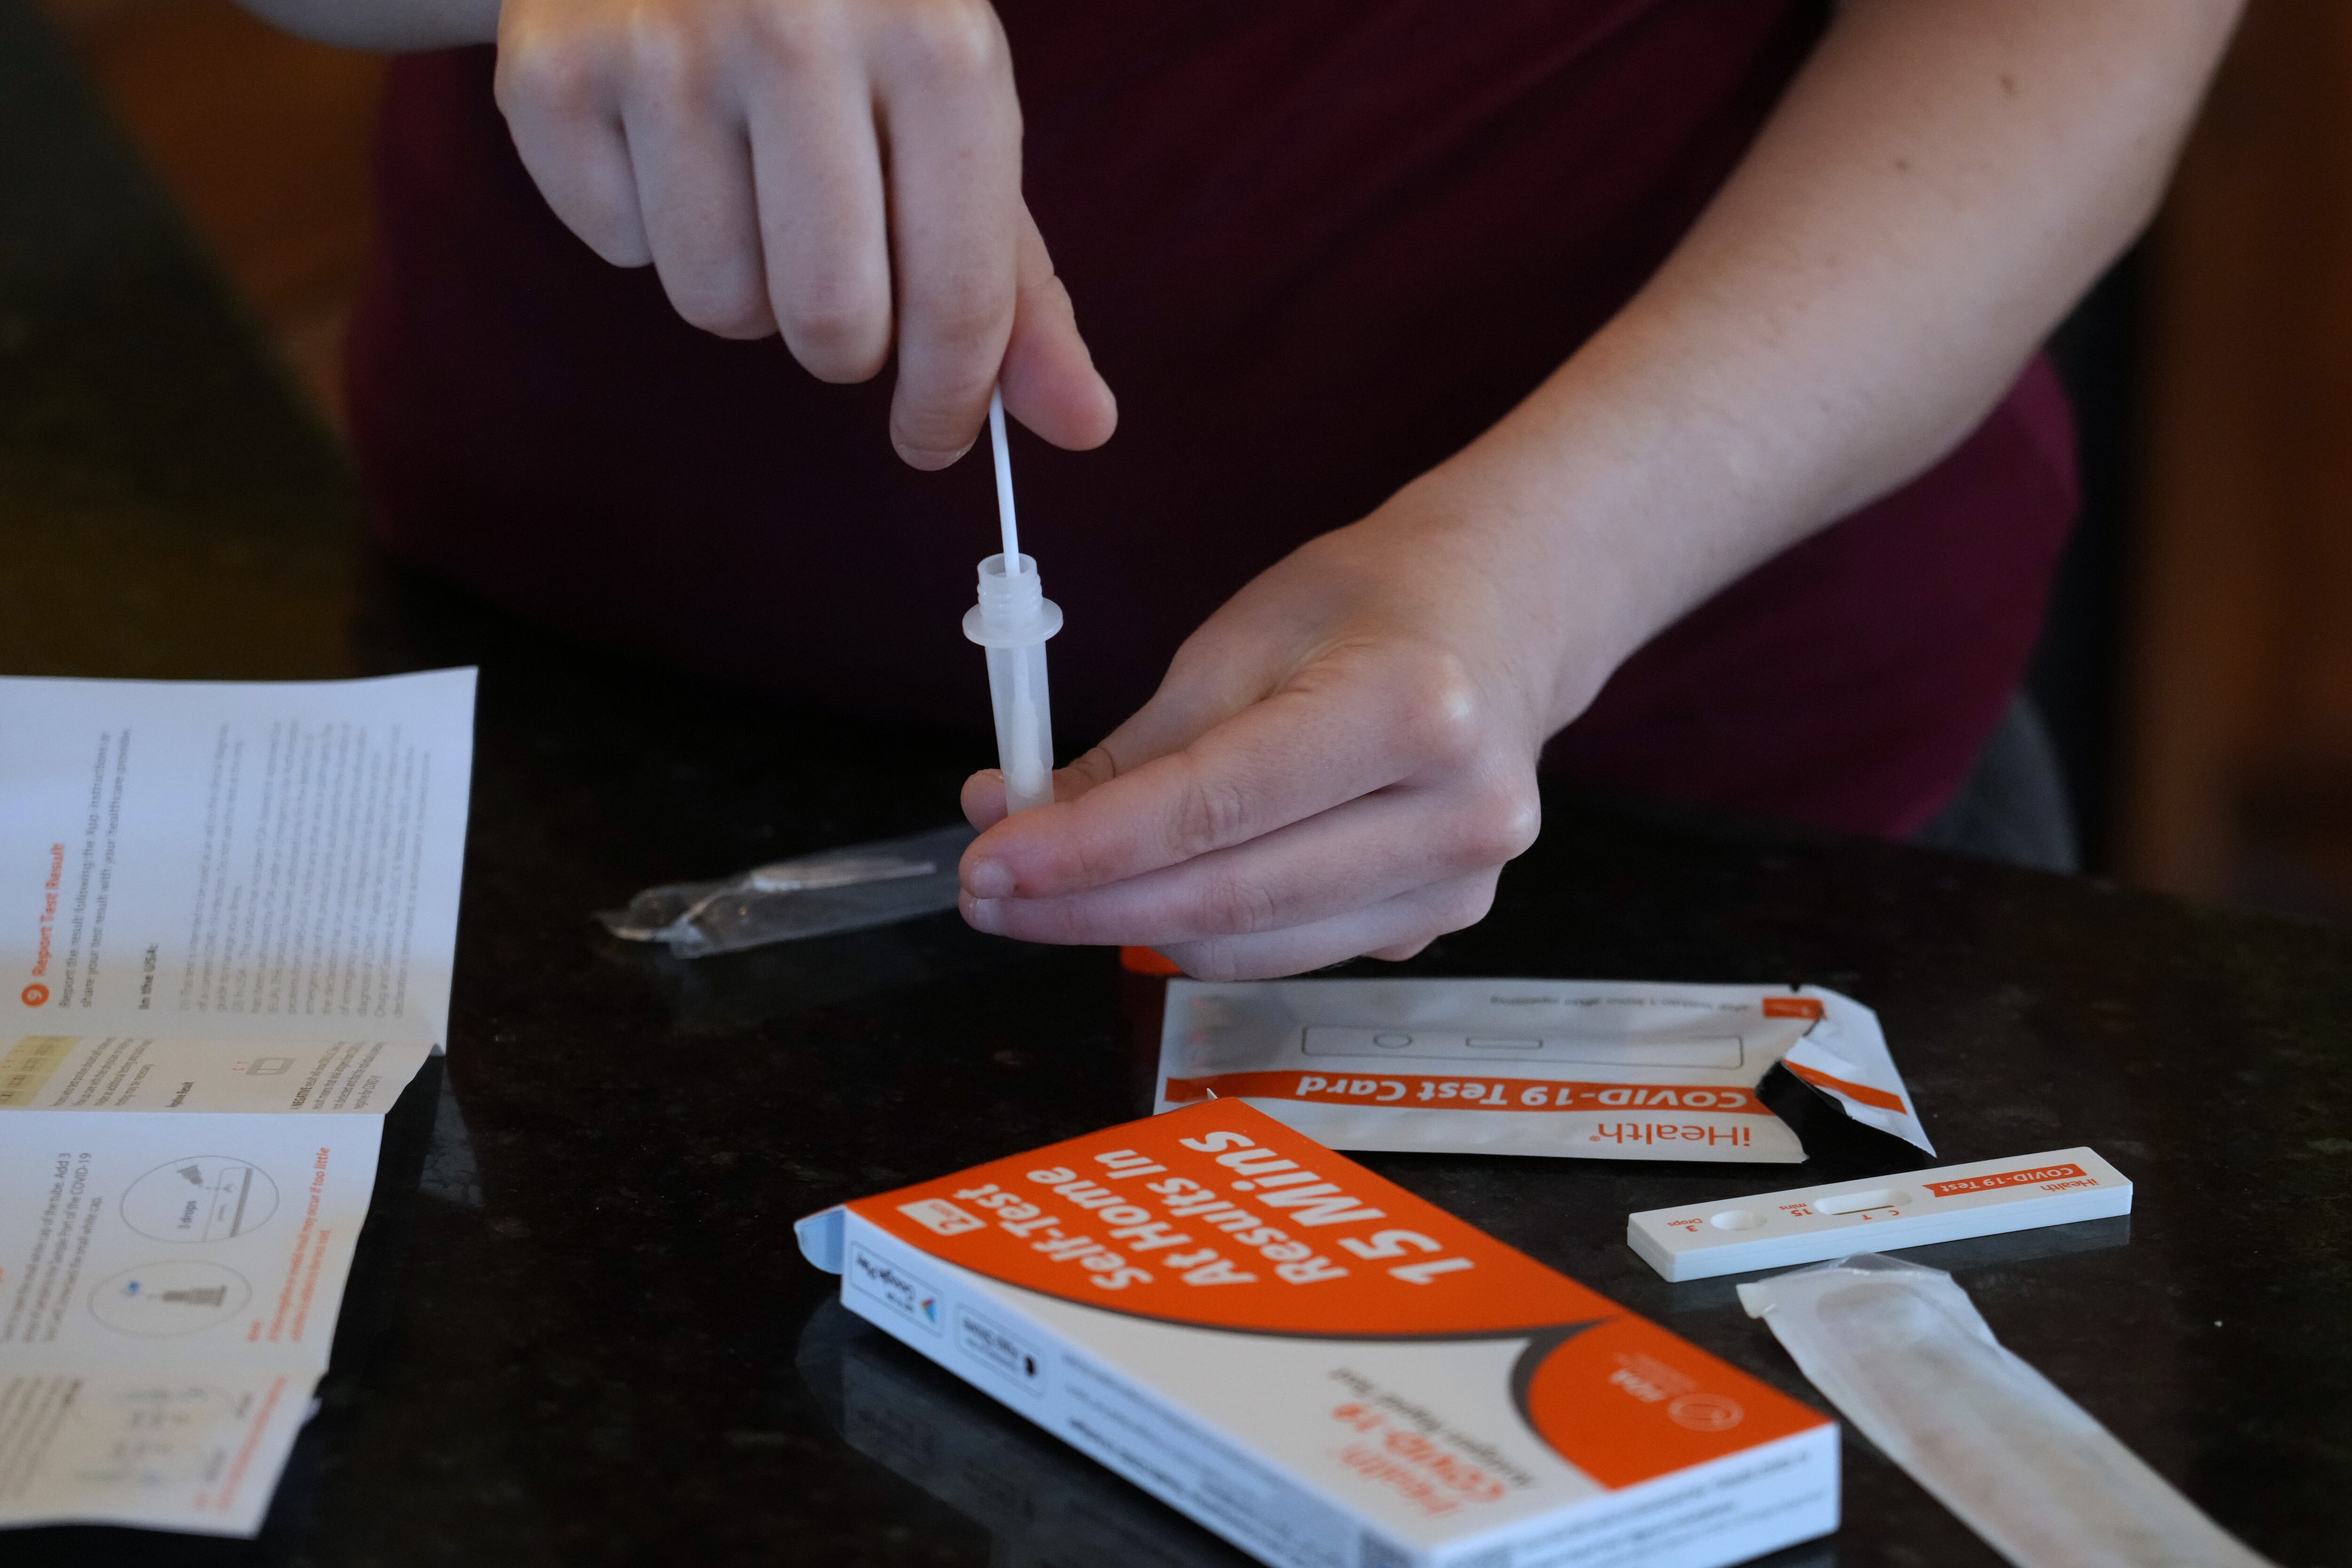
234, 0, 496, 49
1400, 0, 2241, 732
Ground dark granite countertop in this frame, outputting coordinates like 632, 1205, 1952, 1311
5, 3, 2348, 1563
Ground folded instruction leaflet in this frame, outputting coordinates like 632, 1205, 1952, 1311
0, 670, 475, 1534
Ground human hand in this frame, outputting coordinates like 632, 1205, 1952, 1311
954, 490, 1603, 979
493, 0, 1116, 465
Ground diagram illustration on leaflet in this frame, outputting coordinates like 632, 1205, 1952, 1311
120, 1156, 279, 1243
70, 1383, 260, 1493
90, 1262, 254, 1337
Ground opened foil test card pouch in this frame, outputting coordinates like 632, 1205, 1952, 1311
1154, 979, 1933, 1163
797, 1101, 1836, 1568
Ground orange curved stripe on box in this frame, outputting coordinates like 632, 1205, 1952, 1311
1517, 1317, 1827, 1488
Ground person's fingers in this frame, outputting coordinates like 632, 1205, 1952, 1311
962, 758, 1102, 831
1071, 547, 1413, 786
961, 769, 1010, 831
1159, 870, 1504, 982
1075, 632, 1292, 785
960, 646, 1488, 899
998, 205, 1117, 451
494, 26, 651, 268
874, 5, 1023, 467
961, 773, 1537, 947
620, 67, 775, 340
747, 64, 893, 381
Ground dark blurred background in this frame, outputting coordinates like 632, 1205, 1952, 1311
31, 0, 2352, 923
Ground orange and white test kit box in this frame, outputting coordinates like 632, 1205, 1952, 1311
797, 1101, 1836, 1568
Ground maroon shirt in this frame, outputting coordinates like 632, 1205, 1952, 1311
347, 0, 2075, 839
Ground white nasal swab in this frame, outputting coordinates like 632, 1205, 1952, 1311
989, 390, 1021, 572
963, 389, 1062, 815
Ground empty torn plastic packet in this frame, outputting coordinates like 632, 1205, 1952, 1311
1740, 1255, 2277, 1568
597, 823, 976, 957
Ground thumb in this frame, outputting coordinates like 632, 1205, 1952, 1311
956, 754, 1102, 830
962, 598, 1276, 853
998, 204, 1116, 451
1018, 637, 1267, 815
957, 674, 1214, 837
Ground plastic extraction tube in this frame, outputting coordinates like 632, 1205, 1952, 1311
963, 391, 1062, 814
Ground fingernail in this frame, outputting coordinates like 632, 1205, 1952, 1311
896, 439, 974, 470
967, 858, 1016, 899
964, 895, 1005, 934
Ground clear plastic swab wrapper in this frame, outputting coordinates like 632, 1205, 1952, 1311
1740, 1255, 2277, 1568
963, 389, 1062, 815
597, 824, 977, 957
